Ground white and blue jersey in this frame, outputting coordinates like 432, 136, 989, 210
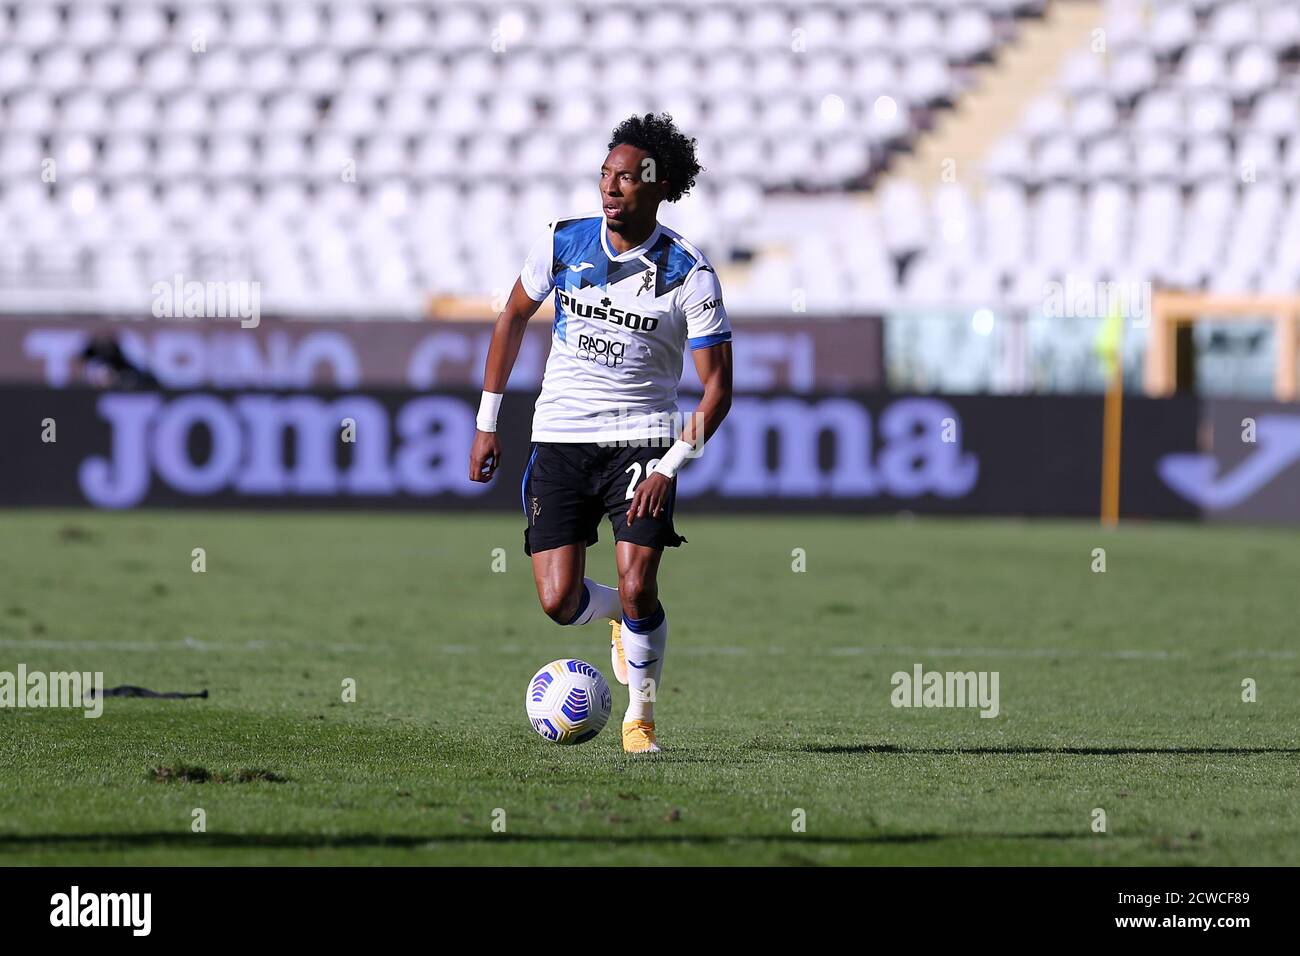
519, 213, 730, 443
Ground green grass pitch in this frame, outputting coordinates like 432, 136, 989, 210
0, 510, 1297, 866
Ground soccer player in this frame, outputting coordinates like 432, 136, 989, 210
468, 113, 733, 754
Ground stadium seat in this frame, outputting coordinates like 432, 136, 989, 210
11, 0, 1292, 316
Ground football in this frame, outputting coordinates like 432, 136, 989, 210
525, 659, 613, 745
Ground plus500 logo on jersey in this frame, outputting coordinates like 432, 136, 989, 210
557, 291, 659, 333
576, 334, 625, 367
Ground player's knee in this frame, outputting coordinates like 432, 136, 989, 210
618, 573, 658, 619
538, 584, 582, 625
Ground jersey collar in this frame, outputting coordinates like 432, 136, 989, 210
600, 218, 662, 263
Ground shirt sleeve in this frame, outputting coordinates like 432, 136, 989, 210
678, 263, 731, 350
518, 223, 556, 301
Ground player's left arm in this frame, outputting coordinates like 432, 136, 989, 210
627, 254, 733, 526
681, 341, 733, 448
627, 341, 732, 524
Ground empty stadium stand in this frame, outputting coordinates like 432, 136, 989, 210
0, 0, 1045, 316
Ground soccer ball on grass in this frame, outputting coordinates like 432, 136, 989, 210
525, 659, 612, 745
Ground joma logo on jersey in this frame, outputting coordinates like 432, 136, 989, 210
576, 334, 626, 367
557, 290, 660, 333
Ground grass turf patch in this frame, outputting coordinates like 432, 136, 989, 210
0, 511, 1296, 865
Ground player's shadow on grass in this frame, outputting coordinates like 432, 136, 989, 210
804, 744, 1300, 756
0, 830, 1094, 851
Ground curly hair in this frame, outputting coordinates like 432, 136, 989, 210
607, 113, 702, 203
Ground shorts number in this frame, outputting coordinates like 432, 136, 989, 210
624, 460, 662, 499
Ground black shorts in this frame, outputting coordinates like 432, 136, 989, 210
521, 442, 686, 556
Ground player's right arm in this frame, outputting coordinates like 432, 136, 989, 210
468, 277, 546, 483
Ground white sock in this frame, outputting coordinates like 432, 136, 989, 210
621, 604, 667, 723
566, 578, 622, 626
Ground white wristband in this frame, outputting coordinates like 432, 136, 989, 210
652, 439, 695, 479
476, 391, 503, 432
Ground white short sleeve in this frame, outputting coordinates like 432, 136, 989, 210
519, 224, 556, 301
678, 263, 731, 350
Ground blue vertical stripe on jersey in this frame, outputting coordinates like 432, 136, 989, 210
551, 217, 603, 282
520, 444, 539, 517
550, 217, 602, 342
552, 288, 566, 342
652, 234, 699, 297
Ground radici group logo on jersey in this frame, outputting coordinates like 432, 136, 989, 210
575, 332, 626, 367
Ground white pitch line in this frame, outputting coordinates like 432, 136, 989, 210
675, 644, 1287, 662
670, 645, 1181, 660
0, 638, 223, 653
0, 637, 371, 654
863, 645, 1294, 661
853, 645, 1179, 661
1, 638, 1289, 662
